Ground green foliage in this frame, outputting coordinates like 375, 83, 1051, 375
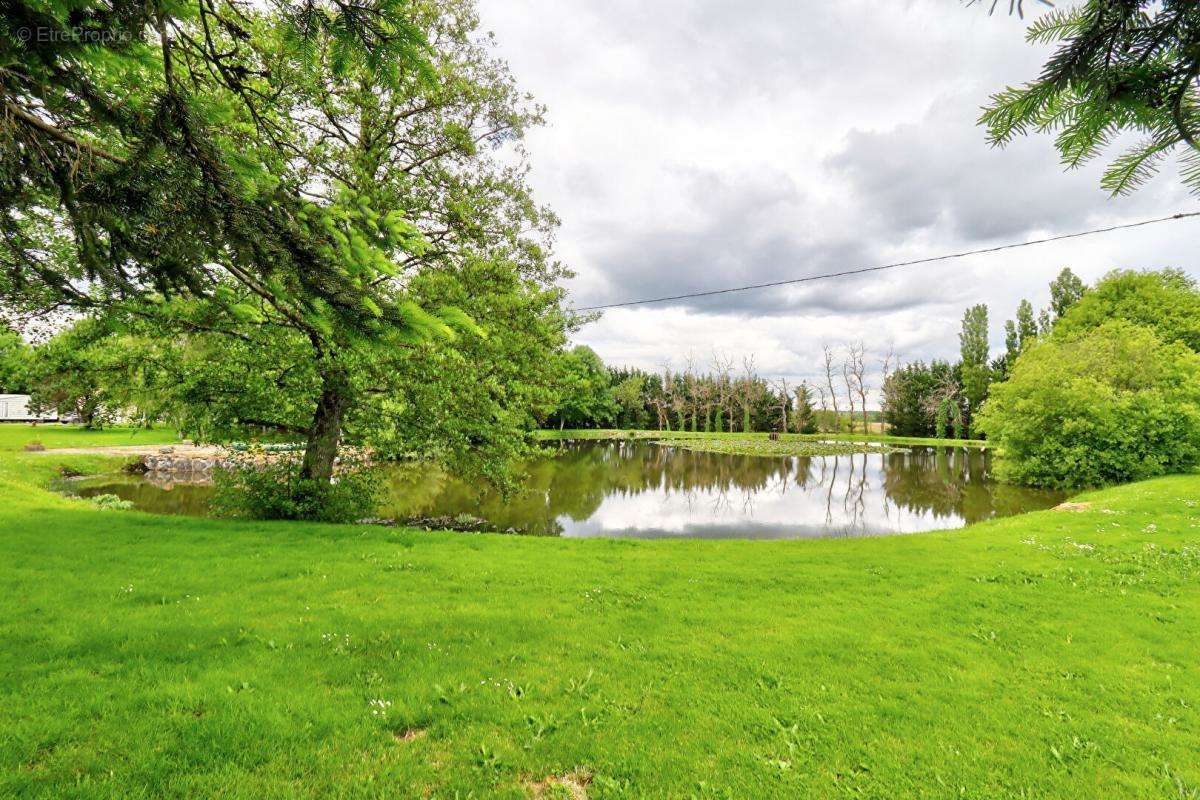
25, 319, 114, 426
549, 346, 616, 429
1003, 319, 1020, 367
213, 454, 382, 524
1053, 269, 1200, 353
881, 360, 956, 437
1048, 267, 1084, 319
1015, 299, 1038, 346
2, 1, 572, 494
979, 321, 1200, 489
958, 304, 991, 434
981, 1, 1200, 195
0, 329, 30, 393
90, 493, 134, 511
792, 382, 817, 434
1, 0, 569, 492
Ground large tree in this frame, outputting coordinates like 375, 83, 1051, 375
981, 1, 1200, 194
2, 1, 569, 486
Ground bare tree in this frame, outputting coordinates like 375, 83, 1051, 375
847, 340, 869, 434
822, 344, 841, 433
684, 353, 700, 432
737, 356, 759, 433
879, 342, 897, 434
651, 364, 673, 431
841, 350, 857, 433
696, 373, 715, 432
664, 365, 689, 432
711, 351, 735, 433
772, 377, 791, 433
880, 341, 897, 383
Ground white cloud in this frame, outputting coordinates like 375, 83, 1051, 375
477, 0, 1200, 402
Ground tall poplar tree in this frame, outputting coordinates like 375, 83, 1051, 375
959, 304, 991, 436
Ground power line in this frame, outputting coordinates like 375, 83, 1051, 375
577, 210, 1200, 311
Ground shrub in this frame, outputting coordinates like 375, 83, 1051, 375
978, 321, 1200, 489
1054, 269, 1200, 352
212, 449, 382, 523
91, 493, 133, 511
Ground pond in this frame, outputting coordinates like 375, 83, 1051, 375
63, 440, 1065, 539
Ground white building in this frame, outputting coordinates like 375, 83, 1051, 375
0, 394, 57, 422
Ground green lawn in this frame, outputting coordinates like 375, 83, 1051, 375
2, 428, 1198, 798
539, 428, 987, 448
0, 422, 179, 453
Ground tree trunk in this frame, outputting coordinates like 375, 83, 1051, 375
300, 366, 351, 483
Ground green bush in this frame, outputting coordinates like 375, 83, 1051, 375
91, 493, 134, 511
978, 321, 1200, 489
212, 451, 382, 523
1054, 269, 1200, 353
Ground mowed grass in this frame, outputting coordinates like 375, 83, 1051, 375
1, 428, 1199, 798
0, 423, 179, 452
539, 428, 987, 448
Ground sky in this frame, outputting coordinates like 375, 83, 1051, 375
476, 0, 1199, 403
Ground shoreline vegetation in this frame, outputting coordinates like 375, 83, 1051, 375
652, 437, 905, 458
537, 428, 987, 449
2, 425, 1198, 796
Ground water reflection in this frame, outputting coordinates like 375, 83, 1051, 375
66, 440, 1064, 539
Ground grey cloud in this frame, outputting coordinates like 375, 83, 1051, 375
479, 0, 1199, 389
826, 97, 1184, 245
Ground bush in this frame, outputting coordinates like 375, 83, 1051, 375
91, 493, 133, 511
978, 321, 1200, 489
212, 449, 382, 523
1054, 269, 1200, 353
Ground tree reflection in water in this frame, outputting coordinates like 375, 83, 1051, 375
376, 441, 1065, 538
72, 440, 1066, 538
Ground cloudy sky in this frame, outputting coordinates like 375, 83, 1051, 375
477, 0, 1198, 402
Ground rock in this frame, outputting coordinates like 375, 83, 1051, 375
158, 446, 175, 454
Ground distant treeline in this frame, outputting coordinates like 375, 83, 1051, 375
547, 347, 884, 435
548, 268, 1088, 440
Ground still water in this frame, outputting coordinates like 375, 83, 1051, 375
65, 440, 1064, 539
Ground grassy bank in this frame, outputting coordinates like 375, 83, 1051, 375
2, 426, 1198, 798
538, 428, 987, 448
